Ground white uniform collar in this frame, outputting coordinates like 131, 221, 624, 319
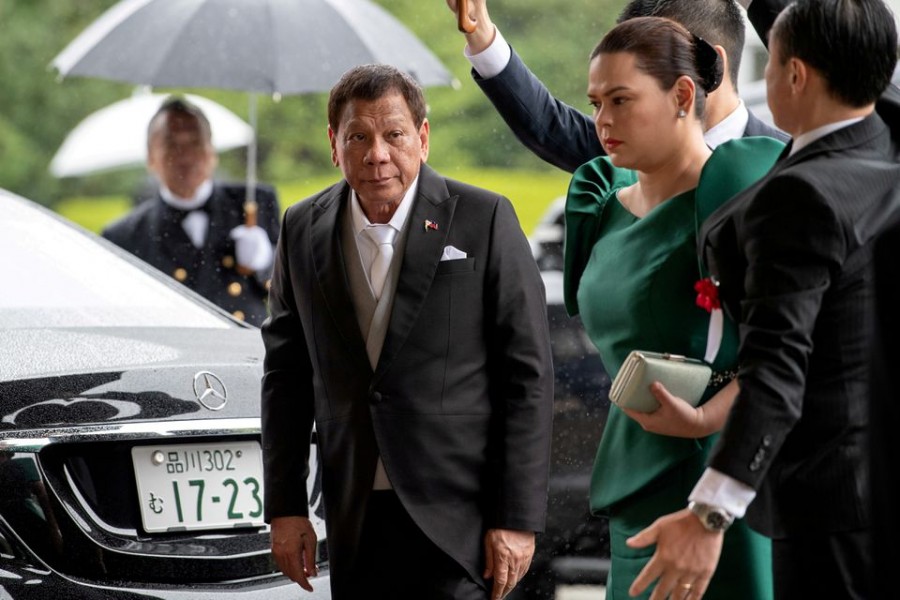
159, 179, 214, 211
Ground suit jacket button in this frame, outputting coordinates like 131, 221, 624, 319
762, 435, 773, 447
370, 391, 383, 404
749, 459, 761, 472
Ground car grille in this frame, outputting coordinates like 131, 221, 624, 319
1, 434, 280, 585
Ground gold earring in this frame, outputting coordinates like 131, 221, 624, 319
677, 108, 687, 118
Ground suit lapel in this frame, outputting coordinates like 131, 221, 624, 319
310, 181, 371, 370
373, 165, 457, 383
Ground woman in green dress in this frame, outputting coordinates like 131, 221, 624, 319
564, 17, 784, 599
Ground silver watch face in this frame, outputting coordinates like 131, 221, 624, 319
706, 511, 728, 530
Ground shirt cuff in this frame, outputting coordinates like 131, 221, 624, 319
464, 27, 511, 79
688, 468, 757, 518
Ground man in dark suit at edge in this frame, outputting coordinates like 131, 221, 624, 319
625, 1, 900, 598
446, 0, 788, 175
260, 65, 554, 600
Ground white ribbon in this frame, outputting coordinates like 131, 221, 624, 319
704, 307, 724, 364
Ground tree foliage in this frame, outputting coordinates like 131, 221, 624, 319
0, 0, 623, 205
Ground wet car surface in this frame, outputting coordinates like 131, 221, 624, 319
514, 199, 614, 599
0, 189, 330, 599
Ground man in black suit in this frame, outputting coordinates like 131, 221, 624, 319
625, 1, 900, 598
103, 97, 280, 326
446, 0, 787, 173
871, 213, 900, 599
260, 65, 554, 600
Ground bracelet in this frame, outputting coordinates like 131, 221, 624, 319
708, 369, 737, 388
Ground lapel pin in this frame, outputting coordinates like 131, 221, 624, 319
424, 220, 438, 232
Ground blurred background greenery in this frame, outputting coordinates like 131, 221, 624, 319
0, 0, 626, 233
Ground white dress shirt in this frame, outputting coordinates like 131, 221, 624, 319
349, 176, 419, 282
704, 100, 751, 149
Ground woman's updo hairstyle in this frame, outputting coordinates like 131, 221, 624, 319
590, 16, 724, 118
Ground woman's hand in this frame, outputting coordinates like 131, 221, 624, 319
621, 378, 738, 439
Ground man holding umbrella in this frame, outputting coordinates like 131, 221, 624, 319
103, 96, 280, 326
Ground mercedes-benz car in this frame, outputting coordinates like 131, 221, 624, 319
0, 189, 330, 599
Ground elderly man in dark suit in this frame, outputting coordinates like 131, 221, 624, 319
446, 0, 787, 174
103, 97, 280, 326
625, 0, 900, 598
260, 64, 554, 600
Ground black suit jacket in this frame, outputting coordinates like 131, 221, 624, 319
260, 164, 554, 594
699, 113, 900, 538
473, 46, 788, 173
102, 183, 280, 326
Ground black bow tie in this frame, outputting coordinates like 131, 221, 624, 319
161, 198, 212, 223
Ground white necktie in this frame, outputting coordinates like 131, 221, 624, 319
364, 225, 397, 299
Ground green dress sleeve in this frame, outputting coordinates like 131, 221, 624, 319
564, 157, 638, 316
696, 137, 786, 228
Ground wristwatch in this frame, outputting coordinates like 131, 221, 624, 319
688, 501, 734, 532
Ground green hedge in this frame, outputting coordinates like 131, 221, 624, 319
56, 168, 570, 236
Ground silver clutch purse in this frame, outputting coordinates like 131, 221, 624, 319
609, 351, 712, 413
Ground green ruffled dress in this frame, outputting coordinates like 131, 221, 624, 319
564, 138, 784, 599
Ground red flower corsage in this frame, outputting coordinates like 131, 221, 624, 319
694, 277, 720, 313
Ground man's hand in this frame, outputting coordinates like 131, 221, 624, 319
483, 528, 535, 600
626, 509, 724, 599
270, 516, 318, 592
445, 0, 495, 54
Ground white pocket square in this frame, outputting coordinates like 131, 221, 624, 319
440, 245, 467, 261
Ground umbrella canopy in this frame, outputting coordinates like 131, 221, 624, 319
50, 91, 254, 178
50, 0, 453, 94
51, 0, 454, 207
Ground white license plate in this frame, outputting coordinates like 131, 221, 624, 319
132, 441, 265, 533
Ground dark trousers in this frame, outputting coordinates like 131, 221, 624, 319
345, 491, 487, 600
772, 529, 872, 600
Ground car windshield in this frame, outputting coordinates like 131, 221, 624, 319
0, 192, 229, 329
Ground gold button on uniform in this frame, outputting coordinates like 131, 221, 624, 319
222, 255, 235, 269
173, 268, 188, 282
232, 310, 245, 321
227, 282, 242, 297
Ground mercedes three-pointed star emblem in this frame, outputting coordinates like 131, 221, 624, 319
192, 371, 228, 411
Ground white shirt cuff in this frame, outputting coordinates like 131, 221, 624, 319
464, 27, 511, 79
688, 468, 757, 518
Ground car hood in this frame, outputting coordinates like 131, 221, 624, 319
0, 327, 265, 429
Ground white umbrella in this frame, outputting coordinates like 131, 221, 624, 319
50, 90, 254, 177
